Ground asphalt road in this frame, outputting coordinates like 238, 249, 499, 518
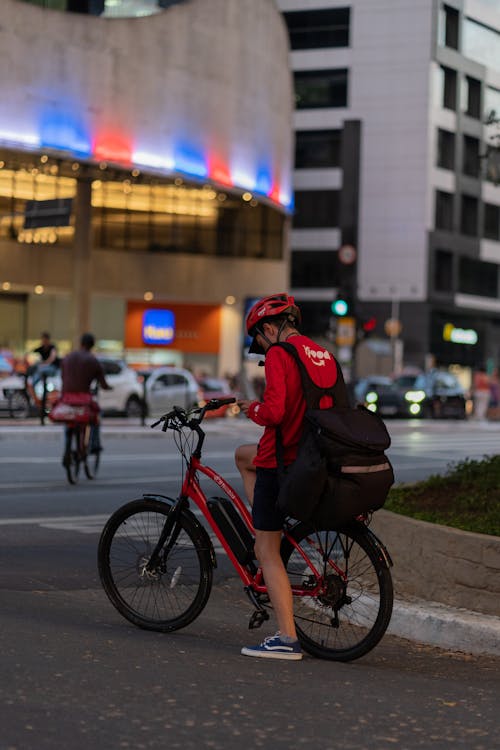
1, 417, 499, 749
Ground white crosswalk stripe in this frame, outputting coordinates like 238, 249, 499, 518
0, 508, 227, 554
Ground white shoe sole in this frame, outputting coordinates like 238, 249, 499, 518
241, 647, 302, 660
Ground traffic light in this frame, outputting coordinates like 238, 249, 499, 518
362, 316, 377, 334
331, 294, 350, 317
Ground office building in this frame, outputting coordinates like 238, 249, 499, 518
279, 0, 500, 377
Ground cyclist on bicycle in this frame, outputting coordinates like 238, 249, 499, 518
237, 293, 338, 660
61, 332, 111, 461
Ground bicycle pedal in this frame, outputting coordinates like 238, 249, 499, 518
248, 609, 270, 630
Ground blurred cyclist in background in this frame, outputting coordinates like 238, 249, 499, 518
61, 333, 111, 458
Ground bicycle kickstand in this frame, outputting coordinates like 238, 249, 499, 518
244, 586, 270, 630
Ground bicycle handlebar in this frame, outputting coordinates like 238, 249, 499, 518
150, 397, 236, 430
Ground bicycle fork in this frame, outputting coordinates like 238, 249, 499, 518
144, 496, 189, 576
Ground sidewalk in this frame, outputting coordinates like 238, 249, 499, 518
1, 417, 499, 657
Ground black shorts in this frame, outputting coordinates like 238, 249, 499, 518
252, 467, 286, 531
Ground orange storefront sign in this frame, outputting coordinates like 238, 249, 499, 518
125, 301, 221, 354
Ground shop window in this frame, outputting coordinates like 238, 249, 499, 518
462, 135, 480, 178
291, 250, 340, 288
484, 203, 500, 241
434, 249, 454, 292
435, 190, 454, 231
294, 69, 348, 109
460, 194, 478, 236
283, 7, 350, 50
295, 130, 341, 169
293, 190, 340, 228
437, 128, 455, 170
458, 256, 498, 297
465, 76, 481, 119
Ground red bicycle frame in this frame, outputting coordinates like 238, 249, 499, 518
179, 454, 344, 598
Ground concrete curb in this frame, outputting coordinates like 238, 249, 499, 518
389, 598, 500, 656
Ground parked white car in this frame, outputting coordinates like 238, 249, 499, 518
0, 371, 31, 418
141, 367, 202, 417
96, 358, 144, 417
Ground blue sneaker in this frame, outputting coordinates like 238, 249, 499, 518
241, 632, 302, 660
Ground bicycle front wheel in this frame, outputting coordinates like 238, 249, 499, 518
281, 522, 393, 662
98, 499, 213, 632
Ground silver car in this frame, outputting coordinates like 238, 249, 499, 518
143, 367, 202, 417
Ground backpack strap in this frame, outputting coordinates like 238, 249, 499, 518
273, 341, 349, 478
273, 341, 350, 409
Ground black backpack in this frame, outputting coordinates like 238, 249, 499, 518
275, 342, 394, 528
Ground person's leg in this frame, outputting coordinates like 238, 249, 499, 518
254, 529, 297, 639
235, 443, 257, 505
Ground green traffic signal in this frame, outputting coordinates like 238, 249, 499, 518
331, 297, 349, 316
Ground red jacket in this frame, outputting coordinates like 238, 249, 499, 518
248, 335, 338, 469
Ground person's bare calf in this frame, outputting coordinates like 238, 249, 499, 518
235, 443, 257, 505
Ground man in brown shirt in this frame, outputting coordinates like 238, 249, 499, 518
61, 333, 111, 457
62, 333, 110, 395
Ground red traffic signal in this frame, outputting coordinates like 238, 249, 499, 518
362, 317, 377, 333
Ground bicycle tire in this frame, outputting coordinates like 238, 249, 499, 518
98, 498, 213, 632
64, 428, 81, 485
82, 426, 97, 479
281, 522, 393, 662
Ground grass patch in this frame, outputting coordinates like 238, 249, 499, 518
386, 454, 500, 537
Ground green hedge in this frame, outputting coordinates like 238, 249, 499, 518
386, 455, 500, 537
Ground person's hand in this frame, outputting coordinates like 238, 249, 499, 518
237, 400, 252, 416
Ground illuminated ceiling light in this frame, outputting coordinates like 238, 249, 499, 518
217, 193, 227, 202
225, 295, 236, 306
40, 155, 49, 164
250, 199, 258, 207
131, 169, 140, 177
72, 162, 80, 171
143, 291, 154, 301
242, 192, 253, 202
174, 177, 183, 186
2, 282, 11, 291
99, 162, 108, 170
34, 285, 44, 295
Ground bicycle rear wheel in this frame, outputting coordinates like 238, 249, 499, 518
281, 522, 393, 662
98, 499, 213, 632
64, 427, 81, 485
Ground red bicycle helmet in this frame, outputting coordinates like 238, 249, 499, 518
246, 293, 301, 354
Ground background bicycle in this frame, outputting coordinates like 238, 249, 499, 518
49, 392, 101, 484
98, 400, 393, 661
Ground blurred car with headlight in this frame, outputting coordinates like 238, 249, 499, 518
197, 377, 240, 418
363, 370, 467, 419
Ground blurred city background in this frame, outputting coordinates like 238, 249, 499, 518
1, 0, 499, 419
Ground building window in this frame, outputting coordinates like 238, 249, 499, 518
440, 4, 459, 50
458, 256, 498, 297
463, 17, 500, 74
484, 203, 500, 241
283, 7, 350, 50
294, 69, 348, 109
465, 76, 481, 119
437, 128, 455, 170
435, 190, 454, 231
441, 66, 457, 110
460, 194, 478, 236
462, 135, 481, 178
293, 190, 340, 228
295, 130, 341, 169
434, 249, 454, 292
291, 250, 340, 288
